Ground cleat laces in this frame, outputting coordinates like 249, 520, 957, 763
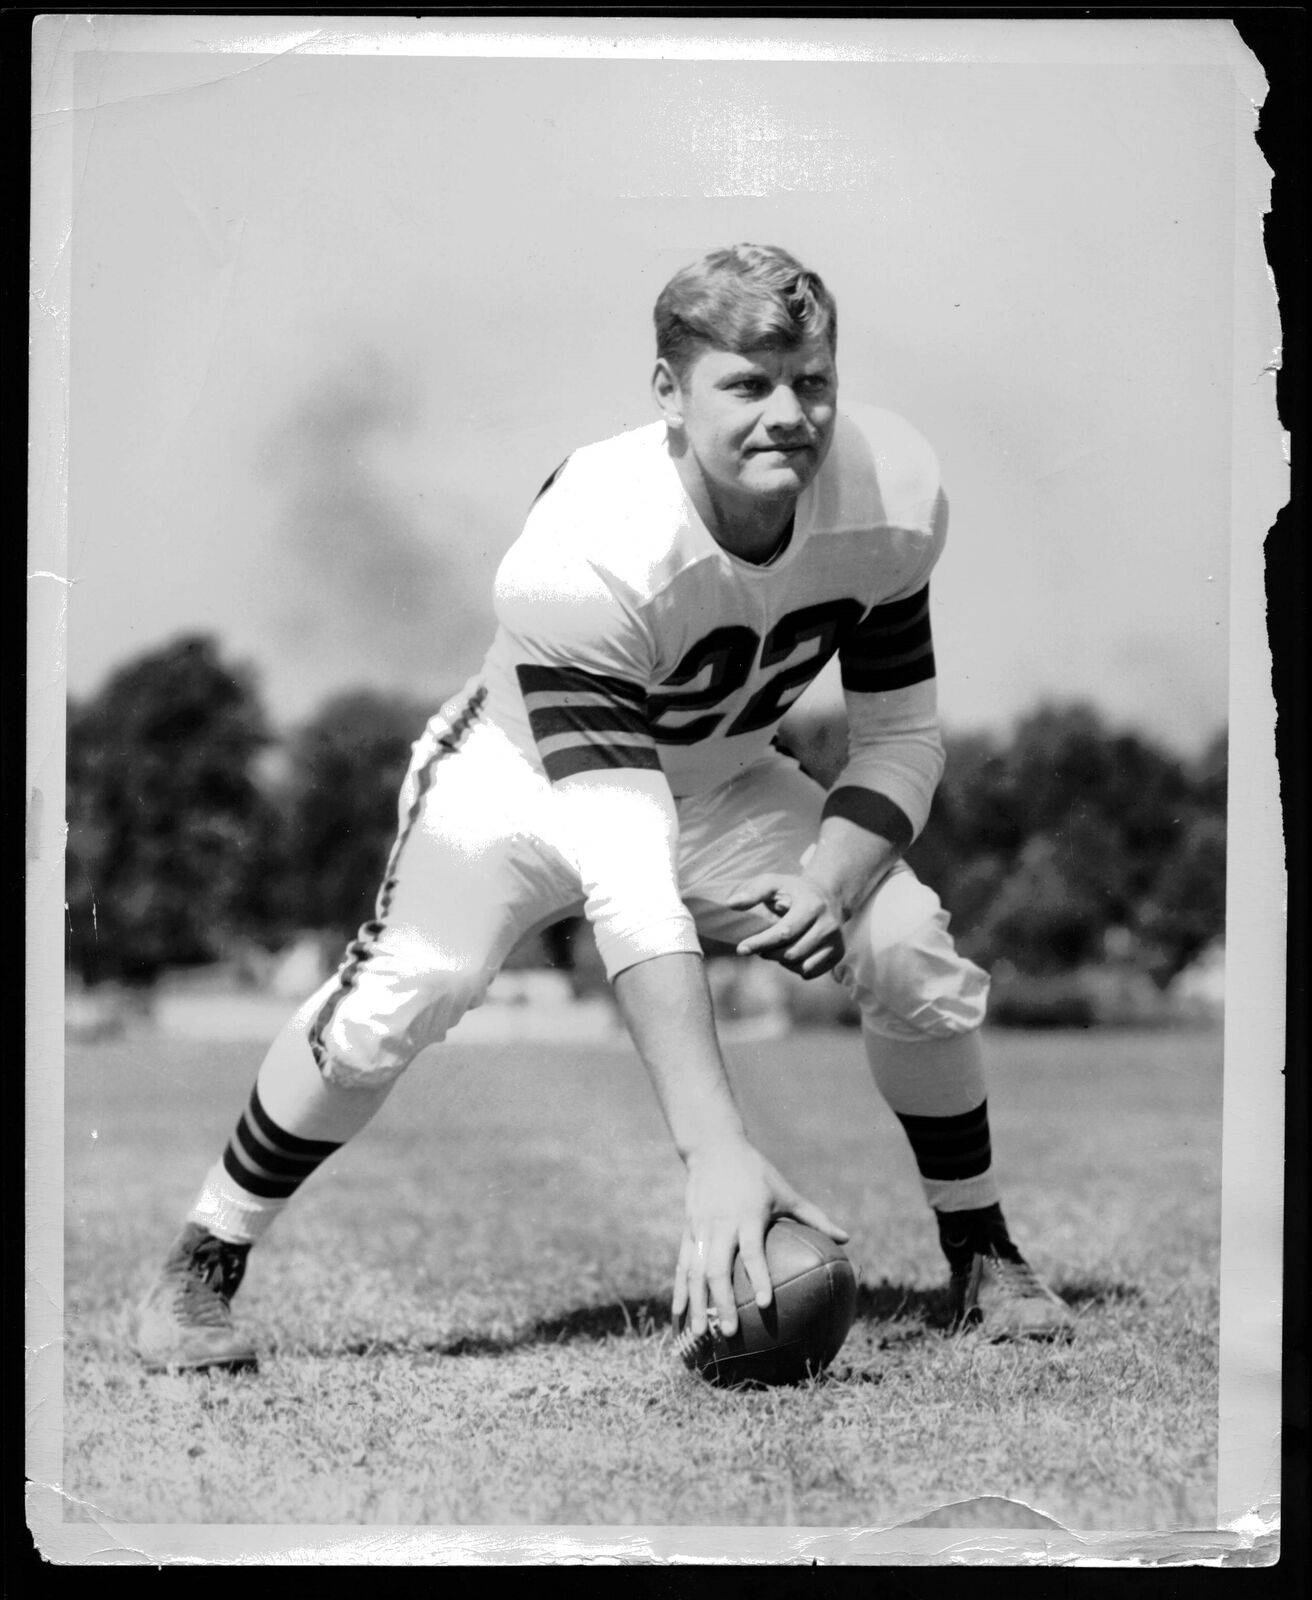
173, 1272, 233, 1329
989, 1253, 1052, 1303
163, 1228, 250, 1325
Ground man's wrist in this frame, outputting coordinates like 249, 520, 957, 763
799, 869, 849, 918
682, 1126, 752, 1166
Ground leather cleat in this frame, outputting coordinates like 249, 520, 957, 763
949, 1249, 1076, 1342
135, 1223, 259, 1373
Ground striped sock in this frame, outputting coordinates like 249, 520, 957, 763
895, 1098, 992, 1182
223, 1083, 342, 1200
864, 1030, 1001, 1213
189, 1084, 342, 1245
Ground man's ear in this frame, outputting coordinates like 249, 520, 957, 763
652, 359, 682, 424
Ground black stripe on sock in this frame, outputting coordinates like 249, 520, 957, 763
247, 1085, 342, 1158
222, 1143, 303, 1199
216, 1086, 344, 1202
895, 1100, 993, 1183
233, 1117, 330, 1180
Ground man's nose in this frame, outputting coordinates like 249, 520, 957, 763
763, 383, 805, 430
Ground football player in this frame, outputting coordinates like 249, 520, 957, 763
137, 244, 1074, 1371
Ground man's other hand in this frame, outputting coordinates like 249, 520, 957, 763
728, 873, 845, 978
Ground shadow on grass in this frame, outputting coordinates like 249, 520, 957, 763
319, 1281, 947, 1360
855, 1280, 947, 1328
1057, 1278, 1143, 1308
313, 1279, 1140, 1362
328, 1298, 674, 1360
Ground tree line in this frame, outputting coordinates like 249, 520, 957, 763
65, 634, 1226, 997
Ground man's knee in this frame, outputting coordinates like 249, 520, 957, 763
839, 876, 989, 1040
304, 942, 493, 1089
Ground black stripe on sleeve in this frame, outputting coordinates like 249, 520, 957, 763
516, 662, 660, 782
527, 702, 651, 743
839, 585, 936, 694
516, 663, 648, 706
822, 786, 915, 851
543, 744, 664, 782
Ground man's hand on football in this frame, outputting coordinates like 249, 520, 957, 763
672, 1138, 848, 1339
728, 873, 845, 978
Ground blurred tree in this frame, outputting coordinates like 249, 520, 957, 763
969, 834, 1107, 975
65, 635, 276, 990
282, 689, 433, 949
912, 703, 1224, 985
1133, 811, 1229, 987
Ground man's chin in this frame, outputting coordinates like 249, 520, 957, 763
743, 459, 812, 494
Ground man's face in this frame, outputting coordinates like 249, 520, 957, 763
658, 337, 839, 514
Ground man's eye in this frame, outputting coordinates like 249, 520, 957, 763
798, 376, 831, 395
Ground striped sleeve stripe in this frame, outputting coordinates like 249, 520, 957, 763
822, 786, 915, 850
527, 702, 651, 742
840, 585, 936, 693
516, 662, 659, 783
516, 664, 648, 706
541, 743, 663, 782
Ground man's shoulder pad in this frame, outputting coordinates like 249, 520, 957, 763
818, 405, 942, 532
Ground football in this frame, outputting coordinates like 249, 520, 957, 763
675, 1218, 858, 1388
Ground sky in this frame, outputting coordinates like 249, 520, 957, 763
47, 19, 1277, 756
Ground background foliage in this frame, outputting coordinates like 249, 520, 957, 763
65, 635, 1227, 998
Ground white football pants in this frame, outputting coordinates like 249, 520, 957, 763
292, 713, 990, 1091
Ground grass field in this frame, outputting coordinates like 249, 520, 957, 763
60, 1018, 1222, 1534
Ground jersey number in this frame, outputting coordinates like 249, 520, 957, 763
647, 599, 863, 743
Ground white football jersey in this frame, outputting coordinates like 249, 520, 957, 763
435, 404, 950, 970
470, 403, 944, 803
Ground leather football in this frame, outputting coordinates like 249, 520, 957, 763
676, 1218, 857, 1387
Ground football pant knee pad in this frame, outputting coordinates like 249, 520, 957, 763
309, 951, 493, 1089
839, 897, 990, 1043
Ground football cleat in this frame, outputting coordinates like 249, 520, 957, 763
938, 1206, 1075, 1342
135, 1222, 259, 1373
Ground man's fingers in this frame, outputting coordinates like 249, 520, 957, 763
737, 928, 791, 957
738, 1233, 773, 1310
781, 922, 836, 964
799, 944, 842, 978
791, 930, 844, 974
685, 1248, 709, 1336
724, 875, 782, 912
782, 1197, 850, 1244
708, 1264, 738, 1338
671, 1239, 691, 1320
737, 912, 810, 957
701, 1226, 739, 1335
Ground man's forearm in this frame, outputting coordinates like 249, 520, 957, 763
612, 951, 747, 1161
803, 811, 903, 921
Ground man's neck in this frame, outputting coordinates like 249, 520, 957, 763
680, 469, 799, 564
